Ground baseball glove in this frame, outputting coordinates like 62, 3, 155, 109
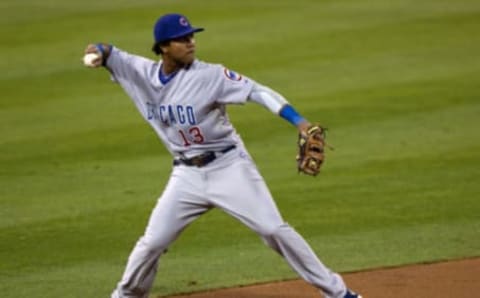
296, 124, 327, 176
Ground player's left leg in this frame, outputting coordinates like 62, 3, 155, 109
206, 155, 348, 298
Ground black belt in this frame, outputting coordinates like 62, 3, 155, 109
173, 145, 236, 167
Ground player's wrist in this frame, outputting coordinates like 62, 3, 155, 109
95, 43, 113, 66
296, 120, 311, 133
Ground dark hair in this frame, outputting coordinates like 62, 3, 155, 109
151, 40, 170, 55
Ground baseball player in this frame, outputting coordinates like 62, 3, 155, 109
84, 13, 362, 298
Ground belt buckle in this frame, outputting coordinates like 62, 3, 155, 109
190, 152, 213, 167
190, 156, 204, 167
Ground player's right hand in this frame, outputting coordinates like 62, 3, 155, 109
83, 44, 104, 68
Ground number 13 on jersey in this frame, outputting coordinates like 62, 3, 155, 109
178, 126, 205, 146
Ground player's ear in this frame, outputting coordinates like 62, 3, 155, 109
152, 41, 171, 56
159, 43, 169, 55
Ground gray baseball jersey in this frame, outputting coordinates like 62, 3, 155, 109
107, 47, 251, 158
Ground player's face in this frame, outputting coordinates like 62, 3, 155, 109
162, 34, 196, 66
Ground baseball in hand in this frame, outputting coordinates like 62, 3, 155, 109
83, 53, 101, 67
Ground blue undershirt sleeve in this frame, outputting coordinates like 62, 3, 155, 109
279, 104, 305, 126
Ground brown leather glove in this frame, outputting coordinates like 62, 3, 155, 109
296, 124, 326, 176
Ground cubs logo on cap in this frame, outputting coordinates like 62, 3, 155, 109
153, 13, 204, 43
179, 17, 189, 27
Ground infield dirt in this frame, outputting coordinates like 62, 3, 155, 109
162, 257, 480, 298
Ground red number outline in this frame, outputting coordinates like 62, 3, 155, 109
178, 126, 205, 146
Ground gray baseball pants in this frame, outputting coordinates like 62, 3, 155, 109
111, 148, 347, 298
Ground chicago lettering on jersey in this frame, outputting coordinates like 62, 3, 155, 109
146, 103, 196, 125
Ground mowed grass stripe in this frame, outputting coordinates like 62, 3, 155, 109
2, 98, 478, 245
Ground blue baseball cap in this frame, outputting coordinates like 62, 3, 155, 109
153, 13, 204, 43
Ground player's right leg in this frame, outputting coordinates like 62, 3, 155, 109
111, 167, 211, 298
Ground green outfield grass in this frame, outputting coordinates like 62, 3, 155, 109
1, 0, 479, 297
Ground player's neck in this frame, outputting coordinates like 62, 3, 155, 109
161, 59, 191, 75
